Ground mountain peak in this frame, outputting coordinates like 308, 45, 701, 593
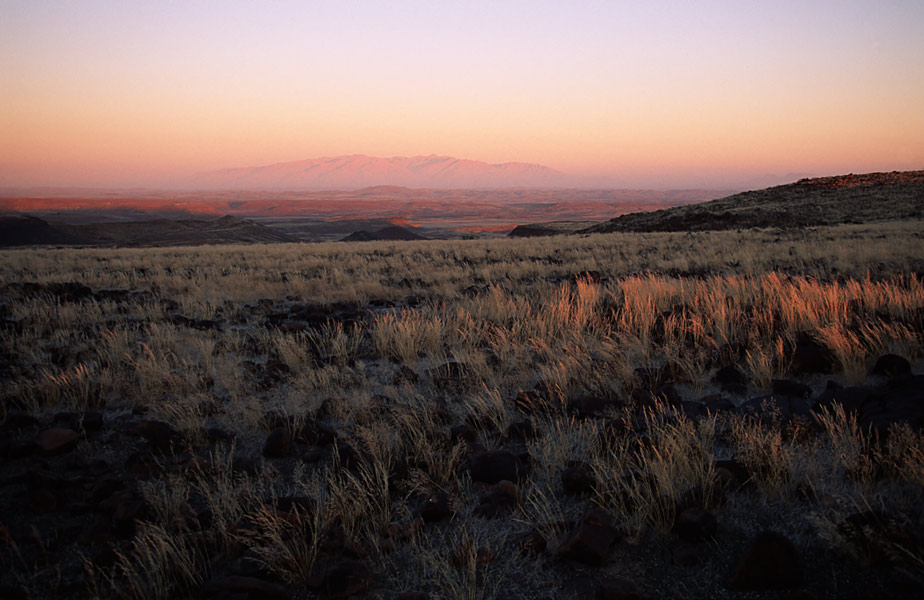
196, 155, 573, 190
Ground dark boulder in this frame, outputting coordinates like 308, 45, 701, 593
128, 420, 183, 454
416, 491, 453, 523
557, 510, 620, 566
727, 531, 803, 590
561, 462, 596, 496
673, 506, 718, 542
871, 354, 912, 379
473, 480, 519, 518
714, 366, 748, 394
324, 560, 373, 599
470, 450, 529, 484
772, 379, 812, 399
34, 428, 78, 455
262, 428, 293, 458
790, 337, 836, 374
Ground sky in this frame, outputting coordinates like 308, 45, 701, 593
2, 0, 923, 189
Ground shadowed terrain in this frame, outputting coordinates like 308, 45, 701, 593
0, 175, 923, 600
585, 171, 924, 233
0, 215, 295, 247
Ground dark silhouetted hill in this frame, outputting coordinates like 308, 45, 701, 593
585, 171, 924, 233
340, 225, 429, 242
1, 215, 296, 247
0, 215, 93, 246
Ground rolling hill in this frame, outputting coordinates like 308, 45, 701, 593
0, 215, 296, 247
584, 171, 924, 234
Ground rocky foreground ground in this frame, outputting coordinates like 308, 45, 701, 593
1, 273, 923, 599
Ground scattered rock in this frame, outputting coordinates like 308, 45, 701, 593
727, 531, 803, 590
417, 491, 453, 523
714, 366, 748, 394
561, 462, 596, 496
715, 459, 751, 491
505, 420, 536, 441
790, 337, 836, 374
772, 379, 812, 399
34, 428, 78, 455
813, 386, 874, 417
673, 506, 718, 542
470, 450, 528, 484
450, 424, 477, 444
871, 354, 912, 379
557, 510, 620, 566
701, 394, 735, 413
324, 560, 373, 599
570, 394, 620, 417
262, 427, 293, 458
473, 480, 519, 518
54, 410, 104, 432
129, 420, 183, 454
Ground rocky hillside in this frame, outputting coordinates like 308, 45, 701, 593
586, 171, 924, 233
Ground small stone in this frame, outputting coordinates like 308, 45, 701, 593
871, 354, 912, 379
324, 560, 373, 599
263, 427, 293, 458
557, 510, 620, 566
417, 491, 453, 523
34, 428, 78, 455
130, 420, 182, 454
561, 463, 596, 495
470, 450, 528, 484
673, 506, 718, 542
727, 531, 803, 590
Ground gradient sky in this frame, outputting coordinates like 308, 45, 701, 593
2, 0, 923, 188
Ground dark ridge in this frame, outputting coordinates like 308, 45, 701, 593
1, 215, 297, 247
0, 215, 94, 247
339, 225, 429, 242
507, 222, 596, 238
584, 170, 924, 234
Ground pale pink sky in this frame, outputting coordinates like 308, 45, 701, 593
2, 0, 923, 188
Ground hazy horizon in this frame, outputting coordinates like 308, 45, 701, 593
2, 1, 923, 189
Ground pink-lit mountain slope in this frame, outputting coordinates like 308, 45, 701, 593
195, 155, 574, 190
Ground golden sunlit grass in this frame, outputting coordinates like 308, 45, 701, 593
1, 220, 923, 598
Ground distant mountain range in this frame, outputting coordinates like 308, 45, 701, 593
195, 154, 575, 189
